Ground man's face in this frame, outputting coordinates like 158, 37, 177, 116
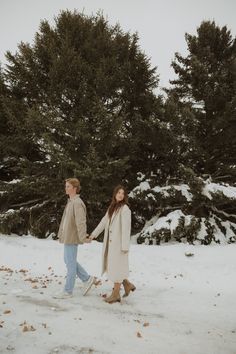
65, 182, 76, 195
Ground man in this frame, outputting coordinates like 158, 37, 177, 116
54, 178, 96, 299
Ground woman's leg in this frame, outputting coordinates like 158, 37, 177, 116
114, 282, 121, 291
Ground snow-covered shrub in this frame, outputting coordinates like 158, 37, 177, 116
131, 170, 236, 245
0, 209, 26, 235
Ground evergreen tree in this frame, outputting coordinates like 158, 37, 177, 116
0, 10, 165, 236
168, 21, 236, 182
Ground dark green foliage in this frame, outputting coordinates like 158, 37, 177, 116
0, 10, 166, 236
0, 15, 235, 242
168, 21, 236, 183
137, 227, 171, 245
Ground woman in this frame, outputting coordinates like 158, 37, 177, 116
90, 185, 136, 303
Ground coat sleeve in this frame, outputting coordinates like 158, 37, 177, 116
73, 201, 87, 243
121, 205, 131, 251
91, 211, 109, 239
57, 206, 66, 240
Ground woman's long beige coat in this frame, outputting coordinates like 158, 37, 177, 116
91, 204, 131, 283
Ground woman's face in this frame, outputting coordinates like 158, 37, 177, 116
115, 189, 125, 202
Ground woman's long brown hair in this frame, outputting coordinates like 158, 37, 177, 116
107, 185, 129, 219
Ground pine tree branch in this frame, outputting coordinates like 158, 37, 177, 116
11, 199, 43, 208
210, 205, 236, 223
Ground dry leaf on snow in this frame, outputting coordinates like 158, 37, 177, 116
3, 310, 11, 314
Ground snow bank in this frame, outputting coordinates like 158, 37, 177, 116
0, 234, 235, 354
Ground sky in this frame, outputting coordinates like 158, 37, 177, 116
0, 0, 236, 89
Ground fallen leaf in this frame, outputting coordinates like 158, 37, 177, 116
22, 324, 36, 332
6, 346, 15, 351
0, 266, 13, 273
25, 278, 38, 283
3, 310, 11, 314
185, 252, 194, 257
143, 322, 149, 327
19, 269, 28, 273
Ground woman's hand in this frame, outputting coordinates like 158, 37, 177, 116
122, 250, 129, 254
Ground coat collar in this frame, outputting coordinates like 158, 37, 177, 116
109, 206, 122, 225
68, 194, 80, 203
110, 211, 116, 224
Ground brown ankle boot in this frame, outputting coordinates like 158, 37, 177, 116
105, 288, 121, 304
122, 279, 136, 297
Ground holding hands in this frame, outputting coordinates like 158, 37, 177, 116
84, 234, 92, 243
84, 234, 95, 243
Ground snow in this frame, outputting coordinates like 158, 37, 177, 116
140, 211, 236, 244
197, 219, 209, 240
130, 181, 193, 201
202, 182, 236, 200
0, 234, 236, 354
0, 209, 16, 218
129, 181, 151, 197
7, 179, 22, 184
137, 172, 145, 181
130, 179, 236, 203
145, 210, 185, 235
175, 184, 193, 201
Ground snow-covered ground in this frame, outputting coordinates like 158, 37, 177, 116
0, 234, 236, 354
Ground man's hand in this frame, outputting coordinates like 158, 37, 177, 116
84, 237, 92, 243
88, 234, 95, 241
122, 250, 129, 254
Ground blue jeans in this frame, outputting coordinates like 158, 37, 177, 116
64, 244, 90, 294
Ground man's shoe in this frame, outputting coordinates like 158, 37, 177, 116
53, 291, 73, 299
82, 276, 96, 296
